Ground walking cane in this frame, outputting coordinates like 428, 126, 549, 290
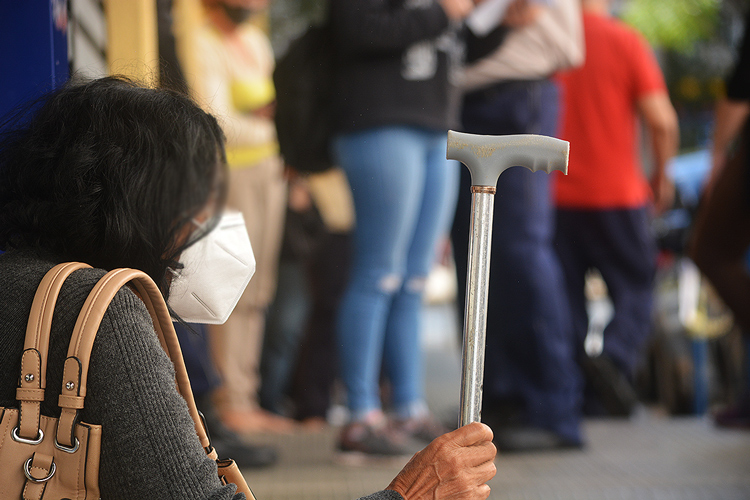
446, 131, 570, 427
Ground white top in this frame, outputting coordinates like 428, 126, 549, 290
458, 0, 584, 91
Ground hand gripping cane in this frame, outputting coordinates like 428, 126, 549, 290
447, 130, 570, 427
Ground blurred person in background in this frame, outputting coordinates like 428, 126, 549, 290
287, 169, 355, 428
188, 0, 294, 434
705, 10, 750, 197
691, 9, 750, 429
553, 0, 678, 417
258, 175, 316, 418
177, 321, 278, 467
259, 168, 356, 429
328, 0, 475, 457
451, 0, 585, 452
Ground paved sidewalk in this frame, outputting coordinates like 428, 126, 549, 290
238, 304, 750, 500
240, 414, 750, 500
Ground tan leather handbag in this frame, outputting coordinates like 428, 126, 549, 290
0, 263, 255, 499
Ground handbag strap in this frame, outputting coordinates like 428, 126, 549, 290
55, 267, 211, 451
16, 262, 92, 442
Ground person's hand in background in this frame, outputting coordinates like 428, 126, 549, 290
439, 0, 476, 21
501, 0, 545, 28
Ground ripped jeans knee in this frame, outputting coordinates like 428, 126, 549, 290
374, 273, 427, 295
377, 273, 402, 293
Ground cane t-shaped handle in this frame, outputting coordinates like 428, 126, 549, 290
448, 130, 569, 185
446, 130, 569, 427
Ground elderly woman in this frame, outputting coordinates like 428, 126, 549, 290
0, 77, 495, 499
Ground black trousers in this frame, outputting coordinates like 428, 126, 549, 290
554, 206, 657, 378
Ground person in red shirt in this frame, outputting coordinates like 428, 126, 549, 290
553, 0, 678, 415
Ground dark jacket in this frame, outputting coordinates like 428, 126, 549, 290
330, 0, 461, 133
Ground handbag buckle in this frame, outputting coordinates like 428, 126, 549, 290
12, 426, 44, 445
55, 437, 80, 453
24, 457, 56, 483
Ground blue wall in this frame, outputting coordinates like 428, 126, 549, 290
0, 0, 69, 119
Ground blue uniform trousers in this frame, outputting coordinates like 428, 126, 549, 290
452, 79, 582, 443
554, 206, 657, 378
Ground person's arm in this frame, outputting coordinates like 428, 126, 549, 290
707, 98, 750, 192
708, 12, 750, 195
637, 91, 679, 214
330, 0, 472, 55
500, 0, 546, 28
441, 0, 476, 21
690, 126, 750, 333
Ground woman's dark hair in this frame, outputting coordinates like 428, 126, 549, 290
0, 76, 227, 296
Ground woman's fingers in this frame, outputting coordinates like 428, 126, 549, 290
386, 422, 497, 500
443, 422, 494, 446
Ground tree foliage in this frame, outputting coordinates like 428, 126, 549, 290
621, 0, 721, 53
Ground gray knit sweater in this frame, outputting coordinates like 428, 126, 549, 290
0, 250, 403, 500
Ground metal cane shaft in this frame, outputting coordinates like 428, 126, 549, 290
448, 131, 569, 428
459, 189, 495, 427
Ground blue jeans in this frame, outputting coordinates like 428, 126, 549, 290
333, 126, 459, 420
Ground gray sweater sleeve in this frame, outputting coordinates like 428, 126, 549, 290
84, 285, 243, 500
358, 490, 404, 500
0, 254, 403, 500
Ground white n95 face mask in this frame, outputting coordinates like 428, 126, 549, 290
168, 211, 255, 324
